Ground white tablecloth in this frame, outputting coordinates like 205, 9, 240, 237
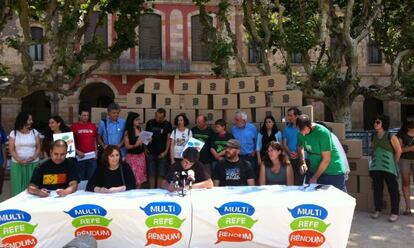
0, 185, 355, 248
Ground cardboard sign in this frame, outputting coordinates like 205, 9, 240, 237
255, 107, 282, 123
271, 90, 303, 107
322, 121, 346, 140
126, 93, 152, 108
239, 92, 266, 108
200, 79, 226, 94
257, 74, 287, 92
213, 94, 238, 109
229, 77, 255, 93
156, 95, 180, 109
144, 78, 171, 94
183, 95, 208, 109
174, 79, 198, 94
341, 139, 363, 158
53, 132, 76, 158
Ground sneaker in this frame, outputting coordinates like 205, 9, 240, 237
388, 214, 399, 222
371, 211, 380, 219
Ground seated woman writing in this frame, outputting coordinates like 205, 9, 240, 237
86, 145, 136, 193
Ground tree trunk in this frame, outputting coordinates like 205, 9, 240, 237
330, 102, 352, 130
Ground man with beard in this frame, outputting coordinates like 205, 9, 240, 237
212, 139, 255, 186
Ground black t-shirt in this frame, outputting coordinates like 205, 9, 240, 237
86, 163, 136, 192
126, 132, 145, 155
191, 126, 214, 164
145, 119, 173, 155
165, 161, 210, 186
210, 132, 234, 161
30, 159, 79, 190
213, 158, 255, 186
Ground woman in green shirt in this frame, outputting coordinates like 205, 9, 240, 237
369, 115, 402, 222
396, 116, 414, 215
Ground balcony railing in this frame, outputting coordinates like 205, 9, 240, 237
111, 58, 190, 73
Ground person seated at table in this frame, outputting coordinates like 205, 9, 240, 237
86, 145, 136, 193
259, 141, 294, 186
213, 139, 255, 186
162, 147, 213, 192
28, 140, 79, 197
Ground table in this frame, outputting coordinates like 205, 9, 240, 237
0, 185, 355, 247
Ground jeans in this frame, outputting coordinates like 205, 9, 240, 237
306, 172, 347, 192
370, 170, 400, 215
77, 158, 97, 181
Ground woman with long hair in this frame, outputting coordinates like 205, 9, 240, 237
369, 114, 402, 222
396, 116, 414, 215
170, 113, 192, 165
9, 112, 41, 196
259, 141, 294, 186
256, 116, 282, 166
124, 112, 147, 188
42, 115, 71, 158
86, 145, 135, 193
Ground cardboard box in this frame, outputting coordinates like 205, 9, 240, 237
348, 156, 370, 176
341, 139, 363, 158
347, 175, 359, 193
200, 79, 226, 95
126, 93, 152, 108
183, 95, 208, 109
144, 78, 171, 94
271, 90, 303, 107
156, 95, 180, 109
174, 79, 198, 95
91, 107, 107, 124
322, 121, 346, 140
257, 74, 287, 92
198, 110, 223, 125
239, 92, 267, 108
298, 105, 314, 121
144, 108, 170, 123
359, 175, 373, 194
255, 107, 282, 123
225, 109, 253, 124
229, 77, 255, 93
350, 192, 369, 211
120, 108, 144, 122
170, 109, 196, 124
213, 94, 238, 109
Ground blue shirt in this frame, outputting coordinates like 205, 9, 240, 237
283, 123, 299, 152
0, 127, 7, 165
98, 117, 126, 146
231, 122, 258, 155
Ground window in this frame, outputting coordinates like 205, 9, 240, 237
248, 40, 261, 64
84, 12, 108, 60
139, 13, 162, 70
191, 15, 211, 62
291, 52, 302, 64
29, 27, 43, 61
368, 39, 382, 64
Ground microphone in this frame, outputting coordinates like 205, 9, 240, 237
187, 170, 195, 189
173, 171, 180, 191
180, 171, 187, 196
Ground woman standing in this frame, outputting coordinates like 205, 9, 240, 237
124, 112, 147, 188
259, 141, 293, 186
9, 112, 41, 196
369, 115, 402, 222
86, 145, 135, 193
397, 116, 414, 215
256, 116, 282, 166
170, 113, 192, 165
42, 116, 71, 158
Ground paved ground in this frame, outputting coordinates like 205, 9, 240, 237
1, 180, 413, 247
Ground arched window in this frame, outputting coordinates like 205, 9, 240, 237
139, 14, 162, 70
29, 27, 43, 61
191, 15, 211, 62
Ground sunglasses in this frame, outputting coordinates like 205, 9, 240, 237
374, 121, 381, 125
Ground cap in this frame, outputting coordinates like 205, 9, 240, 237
225, 139, 241, 149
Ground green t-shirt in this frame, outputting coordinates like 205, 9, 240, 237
298, 124, 345, 176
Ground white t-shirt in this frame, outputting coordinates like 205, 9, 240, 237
170, 128, 192, 159
9, 129, 40, 162
331, 133, 350, 178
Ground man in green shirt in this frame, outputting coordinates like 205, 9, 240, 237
297, 114, 346, 191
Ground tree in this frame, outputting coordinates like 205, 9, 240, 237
0, 0, 147, 113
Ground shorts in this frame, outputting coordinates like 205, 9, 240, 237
399, 158, 414, 175
147, 154, 169, 177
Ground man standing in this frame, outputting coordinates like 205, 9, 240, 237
28, 140, 79, 197
213, 139, 255, 186
231, 110, 258, 179
296, 114, 346, 191
71, 109, 97, 180
145, 108, 173, 188
97, 103, 126, 157
191, 115, 214, 175
282, 107, 303, 185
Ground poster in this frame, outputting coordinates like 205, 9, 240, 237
53, 132, 76, 158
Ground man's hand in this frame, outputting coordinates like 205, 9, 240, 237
309, 177, 318, 184
77, 151, 85, 158
38, 188, 50, 197
56, 188, 69, 197
300, 163, 308, 175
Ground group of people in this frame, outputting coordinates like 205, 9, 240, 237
2, 103, 413, 223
